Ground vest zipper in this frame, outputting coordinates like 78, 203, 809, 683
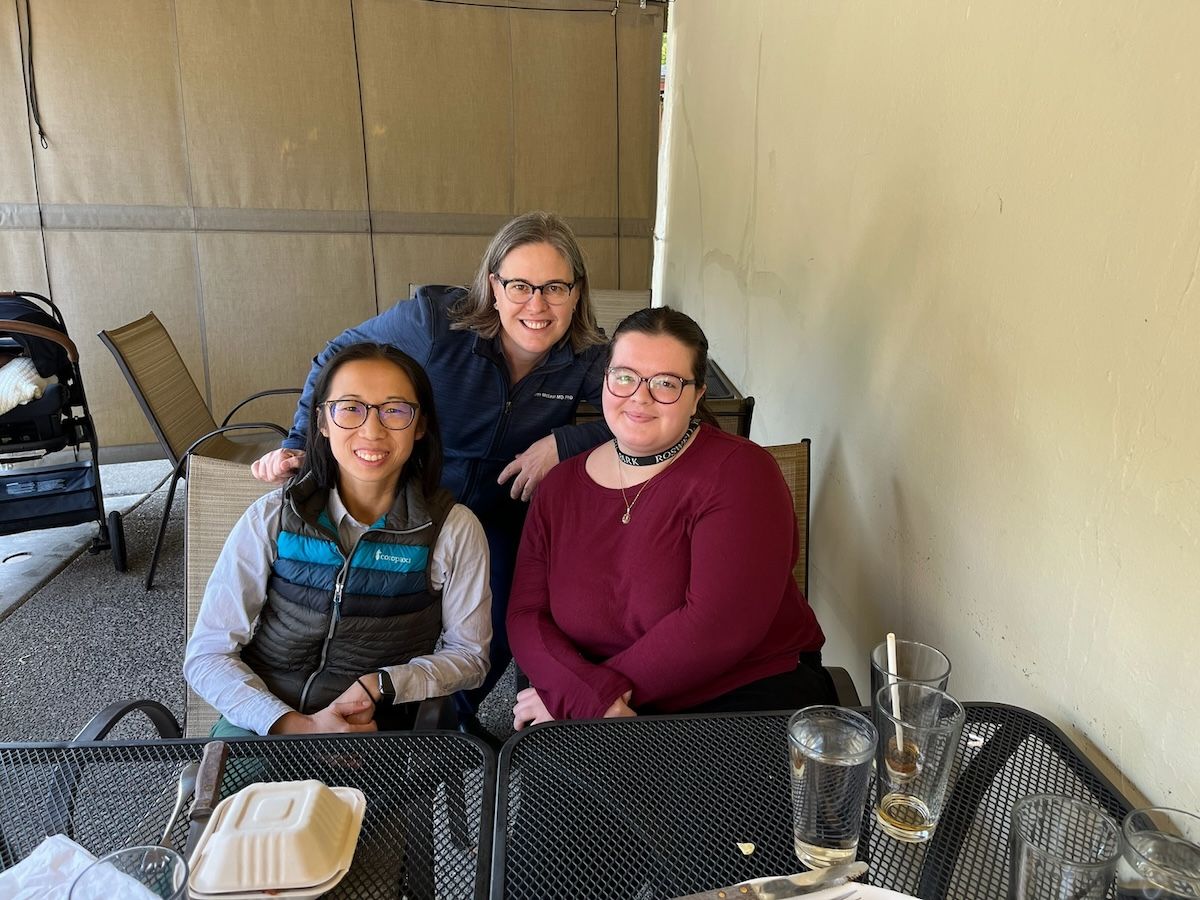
295, 520, 432, 714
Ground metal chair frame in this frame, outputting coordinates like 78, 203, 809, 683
97, 312, 298, 588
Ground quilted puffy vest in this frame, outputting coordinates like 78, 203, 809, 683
241, 473, 455, 713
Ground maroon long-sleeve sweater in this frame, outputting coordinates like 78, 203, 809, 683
508, 424, 825, 720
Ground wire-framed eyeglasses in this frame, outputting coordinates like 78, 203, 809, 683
321, 399, 419, 431
604, 367, 699, 404
491, 274, 577, 306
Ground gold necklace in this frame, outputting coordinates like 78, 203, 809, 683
617, 464, 654, 525
614, 426, 698, 524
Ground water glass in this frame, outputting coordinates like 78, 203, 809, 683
1116, 807, 1200, 898
1008, 795, 1122, 900
68, 845, 188, 899
872, 682, 964, 843
870, 638, 951, 701
787, 705, 877, 868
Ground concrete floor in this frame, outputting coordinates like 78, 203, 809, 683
0, 459, 172, 622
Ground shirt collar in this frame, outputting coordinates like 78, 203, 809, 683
326, 485, 367, 531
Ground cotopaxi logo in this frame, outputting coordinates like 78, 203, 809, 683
375, 548, 413, 565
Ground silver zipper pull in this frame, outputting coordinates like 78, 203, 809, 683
332, 577, 345, 619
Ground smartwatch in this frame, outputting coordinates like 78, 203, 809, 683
376, 669, 395, 705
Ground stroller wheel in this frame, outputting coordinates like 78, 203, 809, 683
108, 510, 127, 572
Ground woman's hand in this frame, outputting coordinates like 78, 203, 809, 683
498, 435, 560, 502
269, 698, 377, 734
513, 686, 556, 730
603, 691, 637, 719
332, 678, 378, 726
251, 448, 305, 484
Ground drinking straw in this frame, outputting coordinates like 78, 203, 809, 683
886, 632, 905, 749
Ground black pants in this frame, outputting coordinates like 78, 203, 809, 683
512, 654, 839, 718
671, 653, 838, 715
375, 699, 419, 731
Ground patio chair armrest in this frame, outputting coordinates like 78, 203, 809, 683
73, 699, 183, 742
826, 666, 861, 707
180, 421, 289, 463
220, 387, 302, 427
413, 696, 459, 731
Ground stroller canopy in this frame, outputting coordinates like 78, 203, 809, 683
0, 297, 71, 379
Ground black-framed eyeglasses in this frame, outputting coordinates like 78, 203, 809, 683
321, 399, 419, 431
491, 274, 577, 306
604, 367, 699, 404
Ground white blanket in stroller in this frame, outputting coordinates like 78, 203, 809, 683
0, 356, 56, 417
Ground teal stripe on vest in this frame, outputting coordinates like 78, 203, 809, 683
277, 530, 342, 568
350, 542, 429, 573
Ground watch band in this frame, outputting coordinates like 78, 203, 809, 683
376, 669, 395, 704
356, 675, 376, 704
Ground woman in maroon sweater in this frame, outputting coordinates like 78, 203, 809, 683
508, 307, 833, 727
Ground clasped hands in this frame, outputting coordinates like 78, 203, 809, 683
513, 686, 636, 731
269, 676, 380, 735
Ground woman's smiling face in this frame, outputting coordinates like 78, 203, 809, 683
603, 331, 704, 457
490, 241, 578, 367
319, 358, 424, 505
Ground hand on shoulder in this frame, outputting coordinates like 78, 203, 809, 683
251, 448, 304, 484
497, 434, 561, 502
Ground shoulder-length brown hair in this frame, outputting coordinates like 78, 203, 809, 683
449, 211, 606, 354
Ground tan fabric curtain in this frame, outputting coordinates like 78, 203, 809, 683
0, 0, 663, 449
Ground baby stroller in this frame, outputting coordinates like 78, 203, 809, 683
0, 290, 126, 570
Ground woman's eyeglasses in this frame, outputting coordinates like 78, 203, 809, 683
604, 367, 698, 404
321, 399, 419, 431
491, 274, 577, 306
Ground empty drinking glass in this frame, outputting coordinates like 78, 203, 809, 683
870, 638, 951, 702
1008, 795, 1122, 900
1116, 807, 1200, 898
68, 845, 188, 899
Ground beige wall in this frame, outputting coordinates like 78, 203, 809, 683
658, 1, 1199, 808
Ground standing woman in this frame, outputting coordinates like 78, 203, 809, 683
508, 307, 834, 727
252, 212, 609, 713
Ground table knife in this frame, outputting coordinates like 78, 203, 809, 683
673, 860, 868, 900
183, 739, 229, 860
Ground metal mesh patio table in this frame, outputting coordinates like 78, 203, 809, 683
492, 703, 1134, 900
0, 731, 494, 900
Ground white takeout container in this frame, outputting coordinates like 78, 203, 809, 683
187, 868, 350, 900
188, 780, 365, 896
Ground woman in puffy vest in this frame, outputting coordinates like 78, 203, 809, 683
184, 342, 491, 736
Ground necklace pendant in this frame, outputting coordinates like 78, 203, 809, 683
621, 509, 632, 525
